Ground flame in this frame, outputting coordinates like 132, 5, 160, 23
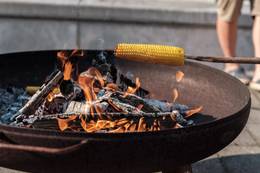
78, 72, 95, 102
57, 115, 77, 131
57, 49, 84, 81
174, 123, 183, 129
88, 67, 105, 88
115, 118, 129, 126
105, 83, 118, 91
110, 127, 125, 133
80, 117, 94, 132
128, 122, 137, 131
47, 87, 60, 102
63, 61, 73, 80
123, 77, 141, 97
53, 59, 200, 133
172, 88, 178, 102
70, 49, 84, 57
57, 51, 68, 67
176, 71, 184, 82
96, 120, 109, 129
78, 67, 105, 118
185, 106, 203, 118
78, 67, 105, 98
79, 117, 135, 133
124, 122, 132, 131
94, 104, 103, 119
137, 117, 146, 132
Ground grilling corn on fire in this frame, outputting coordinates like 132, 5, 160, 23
115, 43, 185, 66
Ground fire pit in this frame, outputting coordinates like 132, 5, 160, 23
0, 50, 250, 173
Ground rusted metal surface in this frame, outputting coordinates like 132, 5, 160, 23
0, 50, 251, 173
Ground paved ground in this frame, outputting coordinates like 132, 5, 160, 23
192, 88, 260, 173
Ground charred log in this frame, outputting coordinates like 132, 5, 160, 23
15, 70, 63, 117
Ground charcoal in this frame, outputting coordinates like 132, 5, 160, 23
44, 97, 67, 114
89, 51, 149, 97
113, 92, 160, 113
60, 80, 84, 101
60, 80, 74, 96
0, 87, 30, 124
119, 74, 149, 98
144, 99, 189, 113
31, 119, 60, 130
15, 70, 63, 117
97, 89, 106, 98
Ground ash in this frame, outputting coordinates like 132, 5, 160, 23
0, 87, 30, 124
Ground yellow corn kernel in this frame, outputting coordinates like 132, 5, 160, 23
115, 43, 185, 66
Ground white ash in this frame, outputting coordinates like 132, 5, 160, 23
0, 87, 30, 124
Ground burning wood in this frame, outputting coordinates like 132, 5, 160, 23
12, 50, 202, 133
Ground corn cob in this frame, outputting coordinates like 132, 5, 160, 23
115, 43, 185, 66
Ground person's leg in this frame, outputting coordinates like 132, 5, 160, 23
251, 0, 260, 83
216, 0, 243, 71
216, 18, 239, 71
252, 16, 260, 82
216, 0, 249, 84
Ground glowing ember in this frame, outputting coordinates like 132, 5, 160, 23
123, 77, 140, 97
57, 115, 77, 131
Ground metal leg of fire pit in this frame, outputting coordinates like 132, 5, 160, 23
161, 164, 192, 173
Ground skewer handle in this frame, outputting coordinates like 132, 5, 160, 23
186, 55, 260, 64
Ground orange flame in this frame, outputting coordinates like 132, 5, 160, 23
57, 115, 77, 131
123, 77, 141, 97
47, 87, 60, 102
63, 61, 73, 80
172, 88, 179, 102
57, 51, 68, 67
105, 83, 118, 91
57, 49, 84, 81
185, 106, 203, 118
78, 67, 105, 118
78, 75, 94, 102
176, 71, 184, 82
55, 60, 200, 133
70, 49, 84, 57
137, 117, 146, 132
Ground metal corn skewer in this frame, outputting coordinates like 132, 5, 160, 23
115, 43, 260, 65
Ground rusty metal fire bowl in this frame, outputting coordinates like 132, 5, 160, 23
0, 50, 251, 173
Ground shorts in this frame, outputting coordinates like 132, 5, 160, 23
217, 0, 260, 22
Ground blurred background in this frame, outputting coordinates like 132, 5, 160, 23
0, 0, 253, 59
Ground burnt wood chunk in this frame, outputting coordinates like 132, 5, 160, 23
15, 70, 63, 116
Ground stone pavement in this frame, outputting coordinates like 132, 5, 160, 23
192, 88, 260, 173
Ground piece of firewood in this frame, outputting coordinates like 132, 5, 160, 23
15, 70, 63, 117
